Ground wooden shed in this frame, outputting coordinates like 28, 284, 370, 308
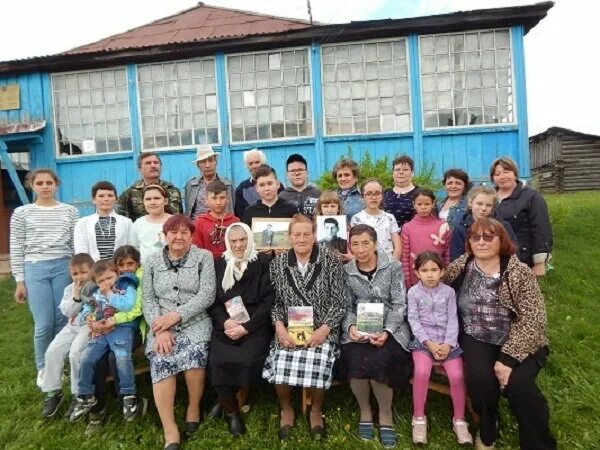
530, 126, 600, 193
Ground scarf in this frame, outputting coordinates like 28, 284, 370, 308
221, 222, 258, 292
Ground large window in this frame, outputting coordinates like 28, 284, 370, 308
52, 69, 131, 156
420, 29, 514, 129
322, 39, 411, 135
138, 58, 219, 150
227, 49, 312, 142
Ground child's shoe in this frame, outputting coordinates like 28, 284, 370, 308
475, 433, 495, 450
70, 395, 97, 422
42, 390, 63, 418
453, 419, 473, 445
123, 395, 148, 421
412, 416, 427, 444
65, 397, 78, 418
86, 407, 107, 436
379, 425, 397, 448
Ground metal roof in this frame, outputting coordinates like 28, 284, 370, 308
0, 1, 554, 75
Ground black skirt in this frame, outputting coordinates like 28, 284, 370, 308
339, 338, 413, 390
209, 332, 271, 387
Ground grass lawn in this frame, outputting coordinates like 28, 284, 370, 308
1, 191, 599, 449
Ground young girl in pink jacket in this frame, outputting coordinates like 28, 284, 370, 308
401, 189, 450, 288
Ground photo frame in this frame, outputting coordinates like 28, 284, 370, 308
251, 217, 292, 250
316, 215, 348, 254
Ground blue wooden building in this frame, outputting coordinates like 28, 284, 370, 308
0, 1, 553, 242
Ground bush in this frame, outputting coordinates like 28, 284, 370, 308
316, 147, 442, 191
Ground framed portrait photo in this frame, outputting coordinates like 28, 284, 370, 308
251, 217, 292, 250
316, 215, 348, 254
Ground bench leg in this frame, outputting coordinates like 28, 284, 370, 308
302, 387, 312, 415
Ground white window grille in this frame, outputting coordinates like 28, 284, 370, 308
321, 39, 411, 135
137, 58, 219, 150
420, 29, 514, 129
227, 48, 313, 142
52, 68, 131, 156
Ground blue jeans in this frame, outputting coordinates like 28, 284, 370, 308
78, 326, 136, 396
24, 257, 71, 369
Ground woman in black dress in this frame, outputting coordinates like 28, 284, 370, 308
209, 222, 273, 436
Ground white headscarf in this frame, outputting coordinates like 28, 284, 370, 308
221, 222, 258, 292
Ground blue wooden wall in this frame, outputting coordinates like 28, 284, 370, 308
0, 26, 529, 213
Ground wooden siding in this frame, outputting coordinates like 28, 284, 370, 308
530, 132, 600, 192
0, 73, 46, 125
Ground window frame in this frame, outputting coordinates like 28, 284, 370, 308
51, 66, 132, 159
418, 28, 517, 131
135, 56, 221, 152
225, 45, 315, 145
320, 36, 413, 137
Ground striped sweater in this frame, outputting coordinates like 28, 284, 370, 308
9, 203, 79, 282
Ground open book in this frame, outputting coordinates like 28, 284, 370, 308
356, 303, 384, 336
287, 306, 314, 346
224, 296, 250, 323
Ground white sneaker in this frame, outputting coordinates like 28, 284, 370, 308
412, 416, 427, 444
36, 369, 45, 389
453, 419, 473, 445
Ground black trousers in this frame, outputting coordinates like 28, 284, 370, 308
460, 334, 556, 450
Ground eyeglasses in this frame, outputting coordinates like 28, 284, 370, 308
364, 191, 382, 198
287, 169, 306, 174
469, 233, 497, 243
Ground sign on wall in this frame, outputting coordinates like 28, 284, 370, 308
0, 85, 20, 110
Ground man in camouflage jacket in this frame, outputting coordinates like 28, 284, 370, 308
117, 153, 182, 222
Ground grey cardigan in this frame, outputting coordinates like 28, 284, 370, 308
183, 174, 234, 216
142, 246, 216, 354
342, 252, 411, 350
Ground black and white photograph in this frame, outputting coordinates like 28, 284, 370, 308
316, 215, 348, 254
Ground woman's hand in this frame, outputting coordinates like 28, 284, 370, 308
348, 325, 368, 342
306, 324, 330, 348
154, 330, 175, 355
94, 318, 115, 335
225, 325, 248, 341
494, 361, 513, 390
224, 319, 241, 330
368, 331, 388, 347
275, 322, 294, 348
151, 312, 181, 334
434, 343, 451, 361
14, 282, 27, 304
532, 262, 546, 277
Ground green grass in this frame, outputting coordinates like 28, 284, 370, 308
1, 191, 600, 449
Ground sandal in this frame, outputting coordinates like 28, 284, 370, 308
358, 421, 375, 441
380, 426, 397, 448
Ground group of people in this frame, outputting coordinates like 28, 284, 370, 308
9, 145, 556, 450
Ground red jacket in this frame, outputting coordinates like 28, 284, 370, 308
192, 213, 240, 259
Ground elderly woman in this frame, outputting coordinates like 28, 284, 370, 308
436, 168, 472, 230
263, 214, 346, 441
209, 223, 273, 436
443, 218, 556, 450
341, 224, 412, 448
142, 214, 216, 450
332, 158, 365, 221
490, 157, 552, 276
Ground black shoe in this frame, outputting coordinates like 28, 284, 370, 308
123, 395, 148, 422
278, 424, 293, 441
65, 397, 78, 418
207, 401, 223, 419
42, 391, 64, 418
70, 395, 97, 422
310, 425, 325, 441
185, 421, 200, 435
226, 412, 246, 436
164, 444, 180, 450
86, 407, 107, 436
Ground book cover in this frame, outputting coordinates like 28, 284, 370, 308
224, 296, 250, 323
287, 306, 314, 346
356, 303, 384, 335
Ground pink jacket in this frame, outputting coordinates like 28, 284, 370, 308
401, 215, 450, 288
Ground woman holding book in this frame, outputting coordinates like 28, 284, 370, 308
263, 214, 346, 441
209, 223, 274, 436
341, 224, 412, 448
